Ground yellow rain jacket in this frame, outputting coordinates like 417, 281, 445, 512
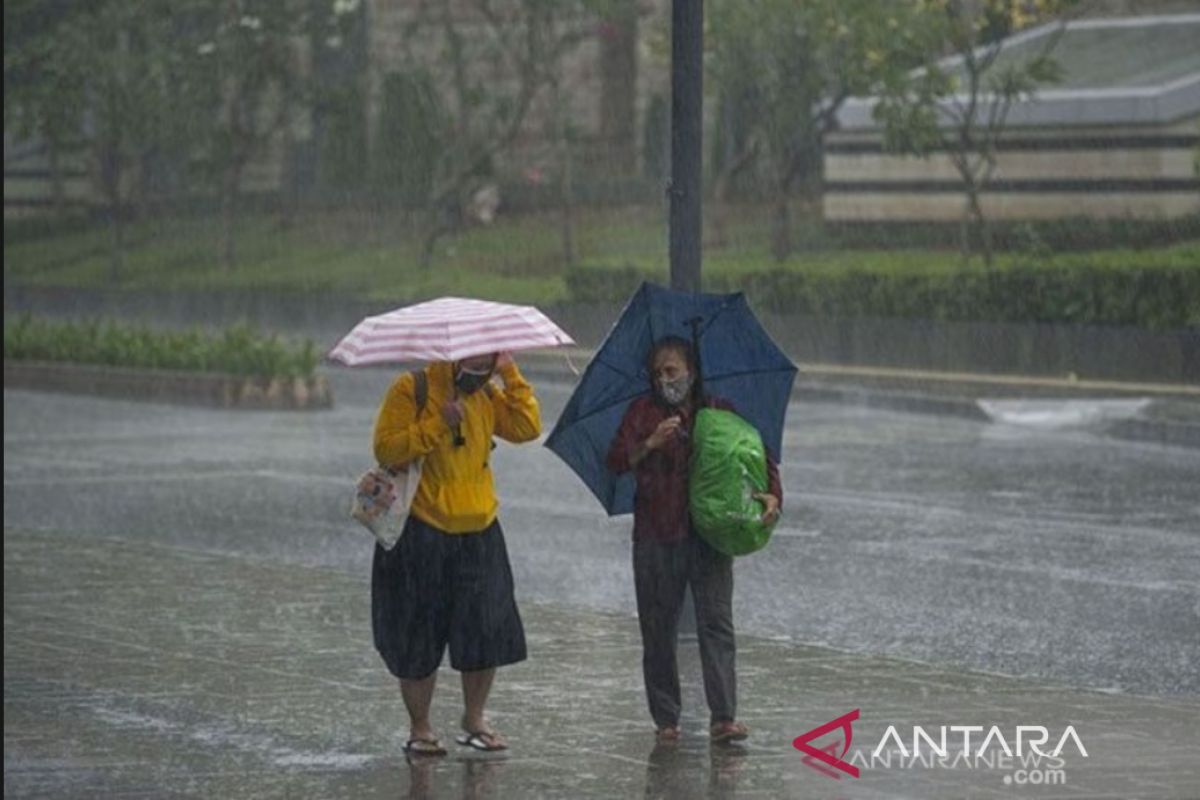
372, 360, 541, 534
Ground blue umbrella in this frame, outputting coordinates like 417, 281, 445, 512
545, 282, 798, 515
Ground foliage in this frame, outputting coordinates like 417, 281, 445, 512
566, 244, 1200, 330
4, 316, 320, 379
374, 69, 444, 205
5, 209, 1196, 326
181, 0, 355, 267
873, 0, 1077, 265
5, 0, 197, 278
3, 0, 89, 172
706, 0, 928, 260
392, 0, 598, 268
5, 0, 355, 271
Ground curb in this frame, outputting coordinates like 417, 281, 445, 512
1103, 418, 1200, 449
4, 360, 334, 411
791, 384, 991, 421
509, 351, 1200, 449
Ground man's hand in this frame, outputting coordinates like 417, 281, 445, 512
754, 492, 781, 525
646, 416, 683, 451
441, 399, 465, 428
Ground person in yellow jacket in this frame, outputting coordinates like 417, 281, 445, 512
370, 351, 540, 756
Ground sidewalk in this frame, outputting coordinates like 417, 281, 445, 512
5, 528, 1199, 799
507, 348, 1200, 447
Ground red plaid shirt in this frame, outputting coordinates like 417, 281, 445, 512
607, 394, 783, 544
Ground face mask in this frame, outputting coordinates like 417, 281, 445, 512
657, 374, 692, 406
455, 367, 492, 395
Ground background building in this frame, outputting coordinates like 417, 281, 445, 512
824, 14, 1200, 223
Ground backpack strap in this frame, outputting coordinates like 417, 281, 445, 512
412, 369, 428, 417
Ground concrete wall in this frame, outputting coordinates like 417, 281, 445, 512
824, 119, 1200, 222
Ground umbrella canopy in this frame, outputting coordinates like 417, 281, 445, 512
328, 297, 574, 366
545, 282, 797, 515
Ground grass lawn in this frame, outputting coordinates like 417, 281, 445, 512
4, 206, 1197, 306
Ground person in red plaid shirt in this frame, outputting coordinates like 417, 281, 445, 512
607, 336, 782, 745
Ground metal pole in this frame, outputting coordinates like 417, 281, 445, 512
669, 0, 703, 294
670, 0, 703, 638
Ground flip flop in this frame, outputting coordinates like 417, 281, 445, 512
656, 726, 682, 744
710, 721, 749, 743
403, 737, 448, 757
456, 730, 508, 752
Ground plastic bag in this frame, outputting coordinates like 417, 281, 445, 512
689, 408, 775, 556
350, 459, 423, 550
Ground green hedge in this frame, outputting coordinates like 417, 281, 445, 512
567, 251, 1200, 329
3, 317, 320, 379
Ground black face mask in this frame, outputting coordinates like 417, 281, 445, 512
455, 368, 491, 395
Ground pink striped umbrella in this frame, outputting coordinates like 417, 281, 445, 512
327, 297, 575, 365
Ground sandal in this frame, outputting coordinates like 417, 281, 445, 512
456, 730, 508, 752
656, 726, 682, 744
710, 721, 749, 743
403, 737, 448, 757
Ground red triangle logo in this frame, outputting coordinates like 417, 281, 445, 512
793, 709, 861, 779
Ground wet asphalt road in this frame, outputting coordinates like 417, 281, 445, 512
4, 366, 1199, 696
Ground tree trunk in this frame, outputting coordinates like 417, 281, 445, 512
107, 180, 125, 284
598, 1, 638, 173
109, 202, 125, 284
220, 159, 243, 271
552, 78, 576, 270
964, 184, 992, 267
959, 203, 972, 266
419, 212, 452, 272
712, 143, 757, 250
277, 97, 298, 231
47, 138, 67, 218
770, 184, 792, 263
100, 140, 125, 283
978, 199, 994, 268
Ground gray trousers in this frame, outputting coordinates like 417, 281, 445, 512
633, 533, 736, 728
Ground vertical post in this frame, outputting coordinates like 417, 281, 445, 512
669, 0, 703, 294
670, 0, 703, 638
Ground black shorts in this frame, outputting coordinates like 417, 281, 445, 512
371, 515, 526, 680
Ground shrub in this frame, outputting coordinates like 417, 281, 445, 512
3, 317, 320, 379
568, 247, 1200, 329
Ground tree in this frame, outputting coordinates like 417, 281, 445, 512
5, 0, 189, 280
707, 0, 928, 260
873, 0, 1074, 266
4, 0, 89, 219
386, 0, 595, 270
595, 0, 639, 173
179, 0, 354, 269
184, 0, 298, 269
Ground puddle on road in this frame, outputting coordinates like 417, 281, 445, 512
977, 398, 1152, 429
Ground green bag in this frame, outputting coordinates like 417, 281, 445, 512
689, 408, 776, 556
